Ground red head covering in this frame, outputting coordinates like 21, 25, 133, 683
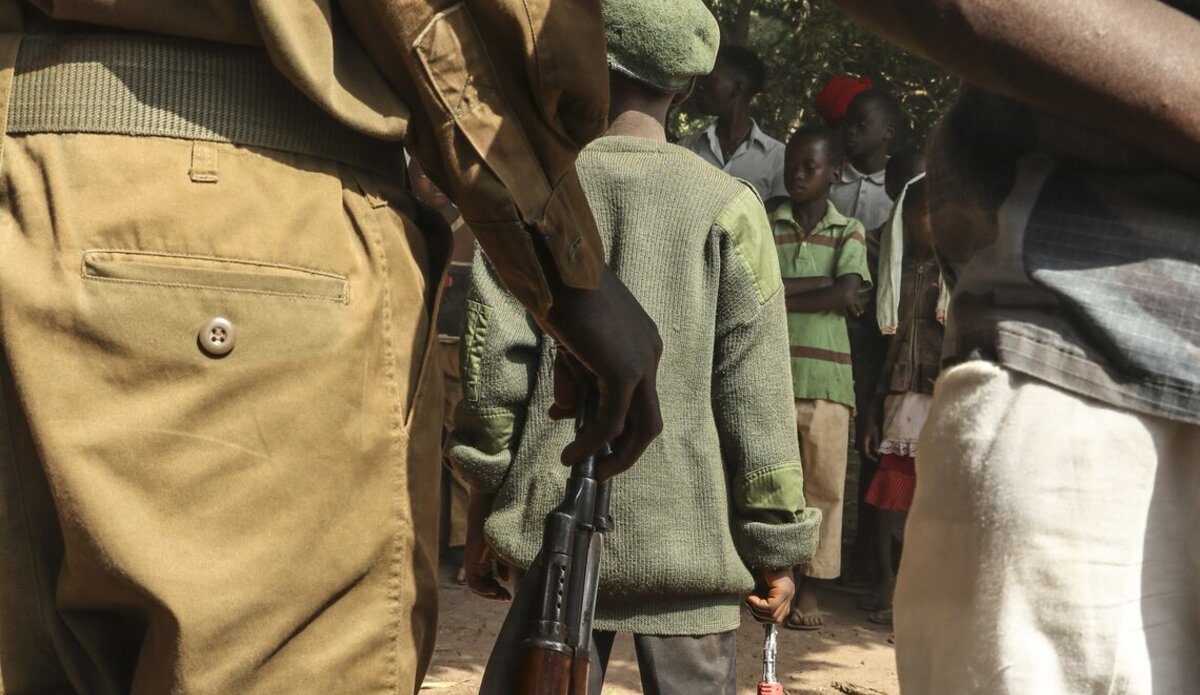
814, 75, 872, 125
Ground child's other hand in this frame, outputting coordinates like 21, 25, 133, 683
860, 421, 881, 462
747, 567, 795, 624
465, 490, 511, 601
464, 547, 510, 601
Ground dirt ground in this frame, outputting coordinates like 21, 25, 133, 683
425, 429, 898, 694
422, 567, 899, 695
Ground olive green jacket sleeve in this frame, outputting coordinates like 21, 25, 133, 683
445, 248, 543, 494
10, 0, 608, 316
711, 186, 822, 571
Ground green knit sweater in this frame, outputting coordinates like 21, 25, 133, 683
448, 136, 820, 635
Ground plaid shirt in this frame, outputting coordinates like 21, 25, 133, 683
931, 86, 1199, 424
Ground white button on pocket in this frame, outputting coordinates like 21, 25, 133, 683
198, 317, 235, 357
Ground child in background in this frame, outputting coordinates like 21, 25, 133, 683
831, 88, 907, 231
813, 74, 873, 128
773, 125, 872, 630
846, 149, 925, 586
858, 176, 945, 626
680, 45, 787, 201
882, 150, 925, 204
450, 1, 820, 691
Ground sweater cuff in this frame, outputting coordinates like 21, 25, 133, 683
736, 508, 823, 570
446, 443, 509, 494
445, 408, 516, 494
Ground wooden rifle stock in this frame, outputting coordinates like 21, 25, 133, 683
513, 393, 611, 695
513, 643, 593, 695
517, 641, 572, 695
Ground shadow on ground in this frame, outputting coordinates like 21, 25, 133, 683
425, 427, 897, 694
423, 563, 898, 695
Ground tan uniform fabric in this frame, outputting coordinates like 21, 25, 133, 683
897, 360, 1200, 693
3, 0, 610, 315
0, 131, 448, 694
0, 1, 611, 691
794, 398, 851, 579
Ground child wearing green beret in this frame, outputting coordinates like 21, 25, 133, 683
448, 0, 821, 692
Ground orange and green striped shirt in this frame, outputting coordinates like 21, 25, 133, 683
772, 200, 871, 407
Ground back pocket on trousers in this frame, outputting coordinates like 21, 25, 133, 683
81, 250, 349, 303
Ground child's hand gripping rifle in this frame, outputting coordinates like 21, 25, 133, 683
517, 431, 612, 695
478, 394, 613, 695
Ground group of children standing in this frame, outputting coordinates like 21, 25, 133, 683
762, 84, 944, 631
426, 0, 949, 689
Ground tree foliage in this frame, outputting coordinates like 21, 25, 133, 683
676, 0, 958, 151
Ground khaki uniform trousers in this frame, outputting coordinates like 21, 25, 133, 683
896, 361, 1200, 694
0, 132, 446, 693
795, 398, 851, 579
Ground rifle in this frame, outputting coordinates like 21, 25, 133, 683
479, 398, 613, 695
758, 623, 784, 695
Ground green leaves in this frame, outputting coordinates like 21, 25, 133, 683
675, 1, 957, 149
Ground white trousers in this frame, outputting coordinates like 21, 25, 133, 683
896, 361, 1200, 694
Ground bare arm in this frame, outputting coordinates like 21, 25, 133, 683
858, 391, 888, 462
833, 0, 1200, 179
783, 276, 834, 297
784, 274, 863, 315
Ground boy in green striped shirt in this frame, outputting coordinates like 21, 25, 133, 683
772, 124, 872, 630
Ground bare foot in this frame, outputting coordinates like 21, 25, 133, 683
784, 583, 823, 630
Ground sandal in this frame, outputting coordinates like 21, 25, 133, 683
784, 607, 824, 631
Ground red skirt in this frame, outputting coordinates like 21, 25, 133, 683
865, 453, 916, 512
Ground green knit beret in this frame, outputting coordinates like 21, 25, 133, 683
603, 0, 720, 93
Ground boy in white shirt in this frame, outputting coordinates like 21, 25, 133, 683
831, 88, 907, 231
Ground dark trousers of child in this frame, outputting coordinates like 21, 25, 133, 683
588, 630, 736, 695
848, 315, 887, 581
479, 555, 737, 695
